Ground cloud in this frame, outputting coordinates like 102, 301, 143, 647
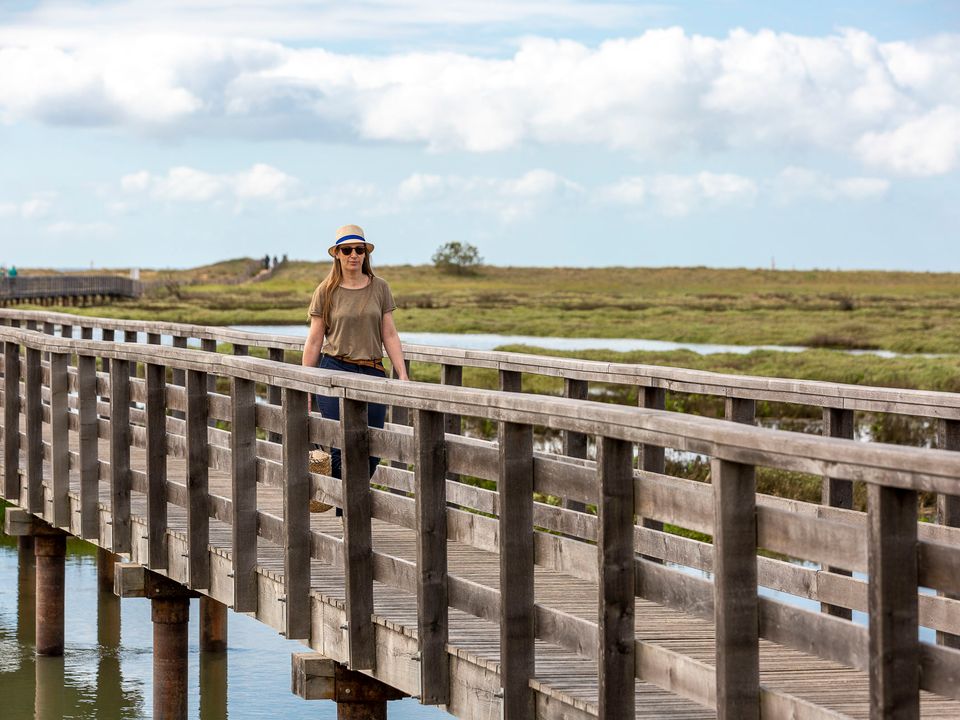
855, 107, 960, 176
599, 172, 758, 216
0, 194, 56, 219
46, 221, 115, 236
774, 167, 890, 202
120, 163, 299, 204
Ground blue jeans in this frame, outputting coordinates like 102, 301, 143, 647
313, 354, 387, 481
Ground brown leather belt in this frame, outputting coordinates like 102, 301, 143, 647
328, 354, 386, 373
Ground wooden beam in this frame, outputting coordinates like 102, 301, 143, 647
639, 386, 666, 543
597, 435, 635, 719
25, 346, 42, 513
937, 418, 960, 649
821, 407, 855, 619
109, 359, 132, 554
414, 408, 449, 705
868, 484, 919, 719
712, 457, 759, 720
562, 378, 588, 514
186, 369, 210, 589
267, 347, 283, 443
3, 341, 20, 501
441, 364, 463, 482
341, 397, 376, 670
498, 420, 534, 720
231, 377, 258, 613
282, 387, 311, 641
50, 351, 70, 527
146, 361, 167, 570
77, 354, 99, 540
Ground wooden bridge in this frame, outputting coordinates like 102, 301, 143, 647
1, 307, 960, 719
0, 275, 143, 306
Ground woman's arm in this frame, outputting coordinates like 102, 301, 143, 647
302, 315, 326, 368
381, 311, 408, 380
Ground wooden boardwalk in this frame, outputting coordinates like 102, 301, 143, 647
3, 310, 960, 719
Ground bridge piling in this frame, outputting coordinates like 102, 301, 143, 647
35, 532, 67, 656
153, 595, 191, 720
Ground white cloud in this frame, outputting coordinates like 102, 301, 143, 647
599, 172, 758, 216
46, 221, 115, 236
120, 164, 299, 204
855, 107, 960, 176
774, 167, 890, 202
0, 194, 56, 219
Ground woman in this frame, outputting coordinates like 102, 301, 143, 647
302, 224, 408, 482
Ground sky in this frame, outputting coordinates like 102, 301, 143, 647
1, 1, 959, 271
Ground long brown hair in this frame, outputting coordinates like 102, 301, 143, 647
316, 251, 375, 326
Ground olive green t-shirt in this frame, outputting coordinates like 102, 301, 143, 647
307, 276, 397, 361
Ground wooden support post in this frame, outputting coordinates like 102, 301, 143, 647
147, 332, 161, 346
292, 656, 405, 715
562, 378, 588, 513
937, 418, 960, 648
172, 336, 187, 421
153, 596, 190, 720
498, 420, 534, 720
110, 359, 132, 554
35, 533, 67, 656
341, 397, 376, 670
231, 377, 258, 613
25, 346, 43, 513
78, 354, 99, 540
3, 341, 21, 501
282, 387, 311, 641
867, 484, 919, 719
267, 347, 284, 443
50, 352, 70, 527
186, 369, 210, 589
98, 546, 118, 593
200, 596, 228, 653
389, 360, 411, 428
822, 407, 855, 619
499, 369, 521, 393
81, 326, 93, 340
201, 338, 217, 395
123, 330, 139, 403
640, 386, 666, 541
233, 343, 248, 356
414, 409, 450, 705
441, 364, 463, 482
146, 361, 168, 569
712, 457, 759, 720
18, 535, 36, 647
725, 396, 755, 425
597, 435, 636, 720
101, 329, 114, 396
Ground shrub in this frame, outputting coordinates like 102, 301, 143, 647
432, 242, 482, 275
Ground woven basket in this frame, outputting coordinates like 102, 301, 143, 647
308, 449, 333, 513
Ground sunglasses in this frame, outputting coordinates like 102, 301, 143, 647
338, 245, 366, 256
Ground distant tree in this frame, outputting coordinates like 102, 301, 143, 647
432, 241, 482, 275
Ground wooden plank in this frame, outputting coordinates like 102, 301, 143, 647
597, 435, 635, 720
341, 397, 376, 669
24, 346, 42, 513
50, 351, 70, 526
186, 369, 210, 589
441, 363, 463, 482
267, 347, 283, 443
937, 418, 960, 649
414, 408, 450, 706
109, 359, 132, 553
282, 387, 310, 640
499, 369, 521, 393
822, 407, 854, 619
868, 483, 919, 719
201, 338, 217, 394
639, 386, 666, 540
3, 341, 20, 501
77, 354, 99, 540
725, 396, 755, 425
80, 326, 93, 340
390, 360, 411, 428
231, 377, 258, 613
712, 457, 759, 720
145, 361, 167, 569
562, 378, 588, 514
498, 420, 534, 720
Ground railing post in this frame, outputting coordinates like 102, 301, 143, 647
77, 354, 99, 540
201, 338, 217, 395
822, 407, 855, 619
389, 360, 411, 427
25, 346, 43, 513
50, 351, 70, 527
867, 483, 919, 719
562, 378, 588, 513
186, 369, 210, 589
414, 409, 449, 705
231, 377, 258, 614
146, 361, 167, 570
597, 435, 636, 719
639, 386, 666, 542
172, 336, 187, 421
282, 387, 310, 641
498, 420, 534, 719
341, 397, 375, 670
936, 418, 960, 648
499, 369, 521, 393
712, 456, 759, 720
110, 358, 132, 554
441, 364, 463, 482
267, 348, 284, 443
3, 341, 21, 502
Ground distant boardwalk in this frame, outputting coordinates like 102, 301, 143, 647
0, 275, 142, 306
2, 308, 960, 719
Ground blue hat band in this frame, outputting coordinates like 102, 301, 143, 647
336, 234, 365, 245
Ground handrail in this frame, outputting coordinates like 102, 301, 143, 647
0, 276, 142, 300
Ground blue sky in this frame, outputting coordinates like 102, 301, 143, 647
1, 1, 958, 271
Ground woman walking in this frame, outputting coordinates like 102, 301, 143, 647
302, 224, 408, 483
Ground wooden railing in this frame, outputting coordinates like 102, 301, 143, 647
2, 317, 960, 718
0, 276, 142, 303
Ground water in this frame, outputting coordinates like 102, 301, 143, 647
0, 534, 442, 720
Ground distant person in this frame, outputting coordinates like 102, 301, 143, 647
262, 254, 270, 270
8, 265, 16, 278
281, 253, 288, 264
301, 224, 408, 489
272, 255, 278, 268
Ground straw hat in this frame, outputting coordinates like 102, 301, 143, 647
328, 224, 374, 257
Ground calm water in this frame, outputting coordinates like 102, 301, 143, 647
0, 534, 443, 720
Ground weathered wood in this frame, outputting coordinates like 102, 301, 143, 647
282, 387, 311, 641
499, 369, 522, 393
441, 363, 463, 482
821, 407, 855, 618
231, 377, 258, 613
201, 338, 217, 394
146, 361, 167, 569
25, 346, 43, 512
414, 409, 449, 705
109, 359, 132, 554
597, 435, 635, 720
937, 418, 960, 648
341, 397, 376, 670
186, 369, 210, 589
50, 351, 70, 527
77, 354, 99, 540
267, 347, 283, 443
562, 378, 588, 514
725, 396, 755, 425
3, 342, 20, 501
868, 483, 919, 719
390, 360, 411, 428
498, 420, 534, 720
712, 457, 759, 720
639, 386, 666, 541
